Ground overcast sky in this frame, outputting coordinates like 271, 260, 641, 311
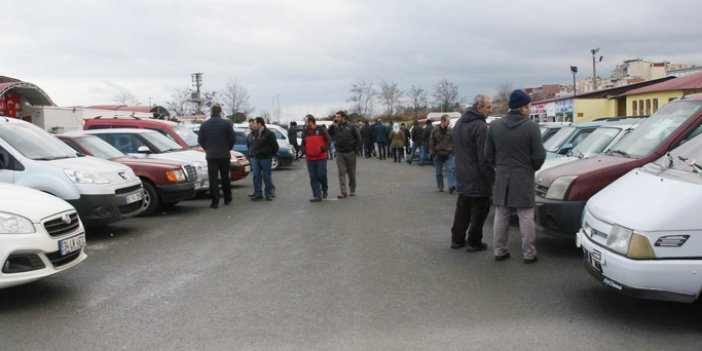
3, 0, 701, 120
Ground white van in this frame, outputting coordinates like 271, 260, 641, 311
0, 118, 144, 228
576, 132, 702, 303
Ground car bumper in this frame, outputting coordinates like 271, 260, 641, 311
156, 182, 197, 203
67, 186, 144, 227
534, 196, 586, 239
576, 230, 701, 303
229, 160, 250, 182
277, 154, 294, 167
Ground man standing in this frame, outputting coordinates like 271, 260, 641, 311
450, 95, 494, 251
328, 111, 361, 198
198, 104, 236, 209
430, 114, 455, 193
288, 121, 300, 160
373, 119, 388, 160
360, 121, 374, 158
420, 119, 433, 165
406, 120, 424, 165
249, 117, 279, 201
301, 115, 332, 202
485, 90, 545, 264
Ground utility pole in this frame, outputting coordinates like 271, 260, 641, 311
191, 73, 204, 114
591, 48, 600, 91
570, 66, 578, 97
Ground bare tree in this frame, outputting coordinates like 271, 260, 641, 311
348, 80, 377, 118
165, 87, 194, 116
407, 84, 428, 119
112, 91, 141, 106
378, 80, 402, 117
221, 79, 254, 117
492, 83, 513, 115
433, 79, 459, 112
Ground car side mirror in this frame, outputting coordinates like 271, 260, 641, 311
559, 143, 573, 155
137, 146, 151, 154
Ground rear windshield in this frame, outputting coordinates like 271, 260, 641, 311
570, 127, 621, 158
610, 101, 702, 158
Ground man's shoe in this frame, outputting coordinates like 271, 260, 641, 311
310, 198, 322, 202
406, 159, 412, 165
438, 188, 444, 192
323, 190, 328, 199
210, 202, 219, 209
466, 243, 488, 252
524, 257, 538, 264
248, 193, 256, 198
337, 193, 348, 199
494, 252, 511, 261
449, 186, 456, 194
349, 192, 355, 197
450, 242, 466, 249
224, 199, 232, 205
250, 195, 264, 201
265, 197, 273, 201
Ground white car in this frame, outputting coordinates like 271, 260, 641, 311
577, 132, 702, 303
0, 183, 87, 289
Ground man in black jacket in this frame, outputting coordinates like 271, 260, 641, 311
249, 117, 279, 201
198, 104, 236, 208
450, 95, 494, 250
328, 111, 361, 198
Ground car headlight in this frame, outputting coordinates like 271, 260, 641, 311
545, 175, 577, 200
165, 169, 186, 183
0, 212, 35, 234
606, 225, 632, 255
627, 233, 656, 259
64, 169, 110, 184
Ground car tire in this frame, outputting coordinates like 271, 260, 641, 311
139, 180, 160, 216
271, 155, 280, 170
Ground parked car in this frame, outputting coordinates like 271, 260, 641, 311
83, 116, 250, 181
233, 125, 295, 170
539, 122, 571, 142
0, 183, 88, 289
576, 132, 702, 303
542, 121, 606, 158
535, 93, 702, 239
58, 133, 197, 216
0, 118, 144, 228
78, 129, 210, 192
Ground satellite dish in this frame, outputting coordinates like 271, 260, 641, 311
599, 56, 604, 62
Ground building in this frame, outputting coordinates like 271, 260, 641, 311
623, 71, 702, 116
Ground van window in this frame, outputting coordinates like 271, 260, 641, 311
145, 127, 177, 143
171, 125, 200, 148
677, 123, 702, 147
611, 101, 702, 158
0, 145, 24, 170
543, 126, 575, 152
0, 123, 76, 160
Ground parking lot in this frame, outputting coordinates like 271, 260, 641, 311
1, 158, 701, 351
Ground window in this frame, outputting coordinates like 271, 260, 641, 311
145, 127, 177, 143
632, 100, 637, 115
639, 100, 644, 116
653, 98, 659, 113
646, 99, 651, 115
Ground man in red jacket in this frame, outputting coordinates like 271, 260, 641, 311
301, 115, 332, 202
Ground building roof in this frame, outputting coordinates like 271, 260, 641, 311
0, 81, 55, 106
531, 76, 676, 105
624, 71, 702, 96
86, 105, 170, 116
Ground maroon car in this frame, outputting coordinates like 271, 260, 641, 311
58, 134, 197, 216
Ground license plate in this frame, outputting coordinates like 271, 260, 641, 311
583, 248, 603, 273
244, 165, 251, 173
125, 191, 143, 204
59, 234, 86, 255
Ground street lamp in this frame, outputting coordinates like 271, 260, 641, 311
591, 48, 600, 91
570, 66, 578, 97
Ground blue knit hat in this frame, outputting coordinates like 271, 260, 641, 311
508, 90, 531, 109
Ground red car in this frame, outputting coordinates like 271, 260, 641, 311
83, 116, 251, 181
58, 134, 197, 216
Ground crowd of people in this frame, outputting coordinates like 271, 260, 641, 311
199, 89, 545, 264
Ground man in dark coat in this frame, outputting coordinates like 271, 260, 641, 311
328, 111, 362, 198
198, 104, 236, 208
360, 121, 374, 158
249, 117, 279, 201
406, 120, 424, 165
373, 119, 388, 160
420, 119, 433, 165
485, 90, 545, 263
288, 121, 300, 160
450, 95, 494, 251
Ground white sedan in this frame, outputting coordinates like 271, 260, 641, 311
0, 184, 87, 289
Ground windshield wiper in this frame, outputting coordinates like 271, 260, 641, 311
666, 152, 674, 168
608, 149, 631, 158
678, 156, 702, 173
35, 156, 73, 160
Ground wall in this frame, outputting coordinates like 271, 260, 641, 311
625, 91, 684, 116
574, 99, 618, 122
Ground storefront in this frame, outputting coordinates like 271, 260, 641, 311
0, 81, 55, 121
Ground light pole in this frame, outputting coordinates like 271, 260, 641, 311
570, 66, 578, 97
591, 48, 600, 91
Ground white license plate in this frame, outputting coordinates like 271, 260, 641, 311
244, 165, 251, 173
583, 248, 603, 273
59, 234, 86, 255
125, 191, 143, 204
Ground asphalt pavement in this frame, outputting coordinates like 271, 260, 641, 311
1, 156, 701, 350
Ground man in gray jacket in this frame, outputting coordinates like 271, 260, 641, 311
450, 95, 494, 251
485, 90, 545, 263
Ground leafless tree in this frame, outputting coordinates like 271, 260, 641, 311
221, 78, 254, 117
112, 91, 141, 106
378, 80, 402, 117
348, 80, 377, 118
492, 83, 514, 115
433, 79, 459, 112
165, 87, 194, 116
407, 84, 428, 119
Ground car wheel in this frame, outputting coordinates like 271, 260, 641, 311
271, 155, 280, 170
139, 181, 160, 216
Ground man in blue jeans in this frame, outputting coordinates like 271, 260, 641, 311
301, 115, 332, 202
249, 117, 279, 201
430, 114, 455, 193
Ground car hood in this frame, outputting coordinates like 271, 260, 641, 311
588, 168, 702, 232
47, 155, 133, 175
0, 184, 74, 220
536, 154, 635, 187
112, 156, 185, 170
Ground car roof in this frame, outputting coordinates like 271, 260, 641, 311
84, 116, 179, 126
81, 128, 157, 135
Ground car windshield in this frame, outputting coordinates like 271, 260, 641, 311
141, 131, 185, 152
172, 125, 200, 148
543, 126, 575, 152
75, 135, 124, 159
569, 127, 622, 157
651, 133, 702, 174
611, 101, 702, 159
0, 123, 76, 160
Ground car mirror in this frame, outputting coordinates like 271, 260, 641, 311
137, 146, 151, 154
559, 143, 573, 155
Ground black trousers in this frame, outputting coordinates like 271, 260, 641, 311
451, 194, 491, 246
207, 157, 232, 204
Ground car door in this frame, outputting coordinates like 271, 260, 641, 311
0, 144, 19, 183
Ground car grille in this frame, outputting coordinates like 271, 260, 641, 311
115, 184, 142, 195
535, 185, 548, 197
183, 164, 197, 181
46, 250, 82, 268
43, 212, 81, 238
119, 201, 142, 215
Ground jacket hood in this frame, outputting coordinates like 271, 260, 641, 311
461, 107, 486, 124
501, 111, 529, 129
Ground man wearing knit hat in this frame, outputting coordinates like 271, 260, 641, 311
485, 89, 546, 264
